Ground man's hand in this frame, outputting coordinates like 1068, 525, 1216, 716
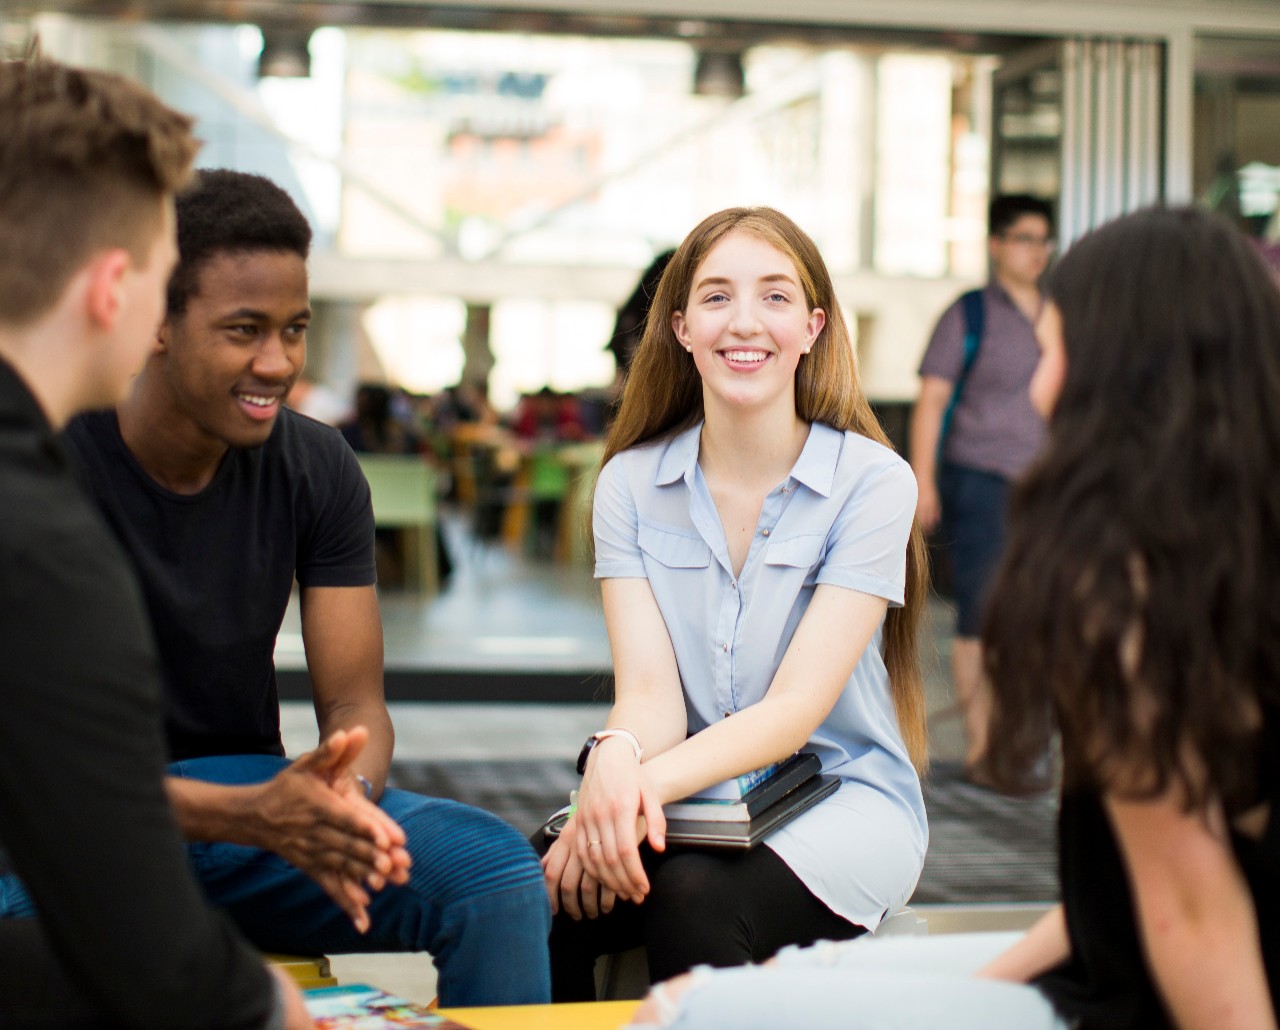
246, 727, 410, 932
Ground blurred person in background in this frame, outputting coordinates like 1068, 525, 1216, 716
909, 194, 1052, 778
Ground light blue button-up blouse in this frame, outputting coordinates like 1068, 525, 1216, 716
593, 420, 928, 929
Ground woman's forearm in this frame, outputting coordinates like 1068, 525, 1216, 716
642, 691, 820, 804
976, 905, 1069, 983
605, 689, 689, 763
643, 587, 889, 804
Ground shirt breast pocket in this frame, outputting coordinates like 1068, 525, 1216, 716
638, 522, 711, 570
763, 533, 825, 585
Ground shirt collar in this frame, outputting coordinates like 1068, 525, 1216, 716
655, 421, 701, 487
988, 278, 1043, 319
790, 421, 841, 497
0, 355, 64, 463
654, 419, 843, 497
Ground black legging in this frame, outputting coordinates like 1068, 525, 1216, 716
536, 835, 866, 1001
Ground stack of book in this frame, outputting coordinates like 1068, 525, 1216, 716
659, 752, 836, 849
541, 752, 836, 851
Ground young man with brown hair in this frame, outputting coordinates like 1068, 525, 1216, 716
0, 55, 327, 1029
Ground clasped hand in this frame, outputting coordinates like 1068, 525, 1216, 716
541, 746, 665, 920
249, 726, 411, 933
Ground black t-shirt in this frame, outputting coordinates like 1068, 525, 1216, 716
1037, 734, 1280, 1028
0, 359, 272, 1028
63, 407, 376, 761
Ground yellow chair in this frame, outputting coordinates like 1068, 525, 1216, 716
356, 454, 440, 594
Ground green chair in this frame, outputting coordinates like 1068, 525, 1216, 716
356, 454, 440, 594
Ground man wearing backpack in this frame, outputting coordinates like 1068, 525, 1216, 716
909, 194, 1053, 777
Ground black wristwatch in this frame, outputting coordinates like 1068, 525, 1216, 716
576, 728, 643, 774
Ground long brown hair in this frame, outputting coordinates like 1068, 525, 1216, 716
601, 207, 929, 772
981, 207, 1280, 809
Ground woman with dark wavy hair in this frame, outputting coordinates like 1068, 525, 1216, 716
629, 207, 1280, 1029
540, 206, 931, 1000
977, 204, 1280, 1028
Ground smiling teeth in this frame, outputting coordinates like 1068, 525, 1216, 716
237, 394, 276, 407
724, 350, 767, 363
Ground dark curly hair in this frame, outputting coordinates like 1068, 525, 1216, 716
167, 168, 311, 317
980, 206, 1280, 813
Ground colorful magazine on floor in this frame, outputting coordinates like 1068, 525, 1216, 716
303, 984, 473, 1029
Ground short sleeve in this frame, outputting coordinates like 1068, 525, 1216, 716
918, 297, 968, 383
816, 458, 917, 606
592, 454, 647, 579
296, 436, 377, 588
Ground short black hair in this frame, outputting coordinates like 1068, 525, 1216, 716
166, 168, 311, 317
988, 194, 1054, 238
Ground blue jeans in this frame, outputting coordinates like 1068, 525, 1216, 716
0, 754, 550, 1007
938, 462, 1011, 638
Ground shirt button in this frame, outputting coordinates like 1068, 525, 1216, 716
762, 529, 771, 537
722, 642, 728, 652
724, 711, 732, 718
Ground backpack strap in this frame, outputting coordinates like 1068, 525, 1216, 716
936, 288, 986, 462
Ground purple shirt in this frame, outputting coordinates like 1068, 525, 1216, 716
919, 282, 1046, 479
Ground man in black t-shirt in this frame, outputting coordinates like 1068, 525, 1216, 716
35, 169, 550, 1006
0, 59, 309, 1029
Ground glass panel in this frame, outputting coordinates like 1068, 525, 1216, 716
1195, 35, 1280, 260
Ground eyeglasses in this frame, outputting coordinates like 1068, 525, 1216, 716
999, 232, 1056, 249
